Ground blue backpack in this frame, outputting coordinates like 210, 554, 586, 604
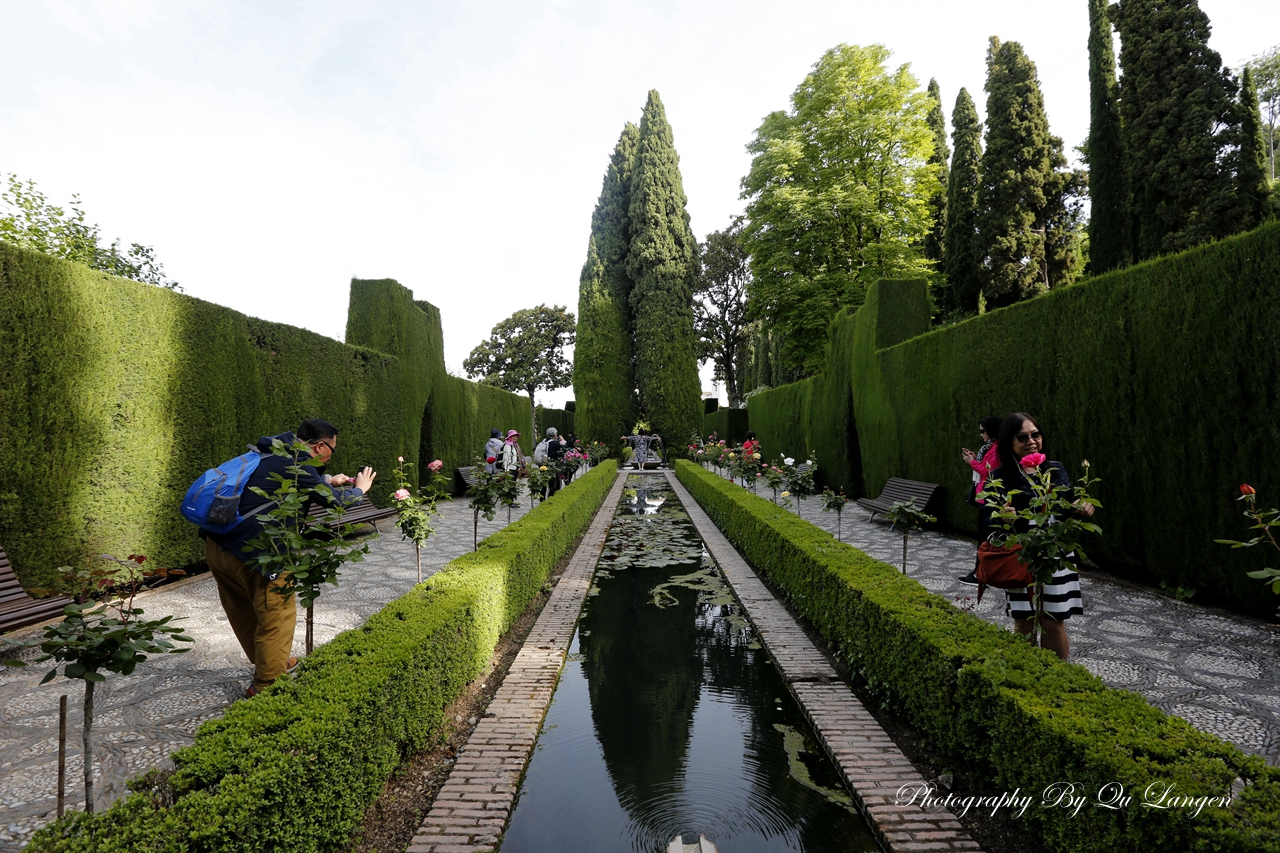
180, 446, 271, 534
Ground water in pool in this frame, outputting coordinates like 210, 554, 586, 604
500, 476, 880, 852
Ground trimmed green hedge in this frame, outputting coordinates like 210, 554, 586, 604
25, 461, 618, 853
701, 407, 750, 444
535, 405, 576, 441
746, 222, 1280, 612
676, 460, 1279, 853
0, 247, 529, 590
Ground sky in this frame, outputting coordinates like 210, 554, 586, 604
1, 0, 1274, 408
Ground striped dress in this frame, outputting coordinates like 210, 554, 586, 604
982, 461, 1085, 621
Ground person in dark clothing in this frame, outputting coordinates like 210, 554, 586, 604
979, 412, 1094, 661
544, 427, 566, 497
203, 418, 375, 697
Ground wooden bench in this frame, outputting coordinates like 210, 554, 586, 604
305, 493, 397, 530
1, 545, 70, 634
855, 477, 940, 521
455, 466, 480, 492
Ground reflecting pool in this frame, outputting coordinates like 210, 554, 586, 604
500, 476, 880, 852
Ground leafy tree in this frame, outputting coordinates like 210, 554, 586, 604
1235, 67, 1273, 227
464, 305, 576, 410
1086, 0, 1133, 273
1248, 45, 1280, 183
1111, 0, 1240, 259
574, 123, 639, 446
0, 173, 180, 289
923, 78, 950, 268
694, 217, 752, 407
977, 37, 1082, 308
627, 90, 702, 447
741, 44, 937, 377
942, 88, 983, 314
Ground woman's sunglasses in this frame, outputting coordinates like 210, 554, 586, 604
1015, 430, 1043, 443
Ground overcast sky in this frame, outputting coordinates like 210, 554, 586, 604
1, 1, 1272, 407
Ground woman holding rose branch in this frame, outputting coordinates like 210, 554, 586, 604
979, 413, 1099, 661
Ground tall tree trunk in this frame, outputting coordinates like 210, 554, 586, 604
82, 680, 95, 814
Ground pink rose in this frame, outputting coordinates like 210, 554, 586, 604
393, 488, 411, 501
1020, 452, 1046, 469
428, 459, 443, 472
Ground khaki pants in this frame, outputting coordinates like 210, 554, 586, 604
205, 539, 297, 691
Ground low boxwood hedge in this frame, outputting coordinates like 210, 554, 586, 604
25, 460, 617, 853
675, 460, 1280, 853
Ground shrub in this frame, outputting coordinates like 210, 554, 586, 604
701, 407, 749, 444
24, 461, 617, 853
675, 460, 1280, 853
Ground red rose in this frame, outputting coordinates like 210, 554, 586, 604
1241, 484, 1256, 496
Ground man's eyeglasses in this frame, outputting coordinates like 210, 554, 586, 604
1015, 430, 1042, 443
315, 440, 335, 455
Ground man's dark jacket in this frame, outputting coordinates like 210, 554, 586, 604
203, 432, 364, 566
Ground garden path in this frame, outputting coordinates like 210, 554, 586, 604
735, 475, 1280, 766
0, 492, 537, 852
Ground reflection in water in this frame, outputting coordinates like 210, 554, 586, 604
501, 476, 879, 852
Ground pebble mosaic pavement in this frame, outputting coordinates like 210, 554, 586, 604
0, 491, 540, 851
717, 470, 1280, 766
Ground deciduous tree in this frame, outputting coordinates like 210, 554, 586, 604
741, 44, 937, 377
694, 218, 751, 407
464, 305, 576, 410
1248, 45, 1280, 183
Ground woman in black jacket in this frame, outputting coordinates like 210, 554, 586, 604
980, 412, 1095, 660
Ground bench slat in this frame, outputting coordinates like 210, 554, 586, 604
0, 544, 71, 634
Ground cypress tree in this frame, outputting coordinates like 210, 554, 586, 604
923, 79, 950, 269
627, 90, 702, 448
1087, 0, 1132, 272
977, 38, 1071, 308
574, 123, 639, 444
943, 88, 983, 313
1111, 0, 1239, 259
1235, 67, 1273, 229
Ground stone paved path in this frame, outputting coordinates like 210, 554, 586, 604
0, 491, 540, 852
717, 471, 1280, 765
669, 473, 981, 853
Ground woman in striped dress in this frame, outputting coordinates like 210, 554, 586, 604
980, 412, 1095, 660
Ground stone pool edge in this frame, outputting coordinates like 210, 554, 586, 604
406, 471, 627, 853
665, 472, 984, 853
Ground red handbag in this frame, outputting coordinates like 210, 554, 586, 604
975, 539, 1033, 602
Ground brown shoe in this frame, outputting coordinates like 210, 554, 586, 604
244, 684, 259, 699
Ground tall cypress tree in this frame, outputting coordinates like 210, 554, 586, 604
1236, 67, 1273, 229
923, 79, 950, 269
1087, 0, 1132, 272
1111, 0, 1239, 259
943, 88, 983, 313
977, 38, 1071, 308
574, 123, 639, 445
627, 90, 702, 447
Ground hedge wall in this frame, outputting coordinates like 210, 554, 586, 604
0, 244, 529, 590
676, 461, 1280, 853
24, 461, 618, 853
746, 222, 1280, 613
701, 407, 750, 445
535, 405, 576, 441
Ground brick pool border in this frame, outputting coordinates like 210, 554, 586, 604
406, 472, 627, 853
666, 472, 983, 853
